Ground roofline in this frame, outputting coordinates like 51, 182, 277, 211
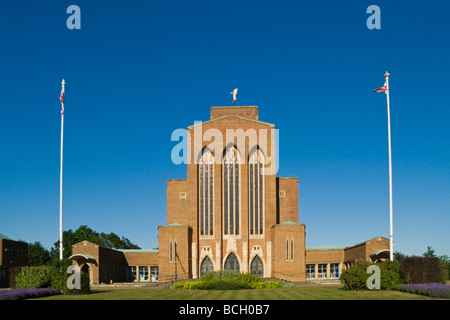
187, 114, 275, 129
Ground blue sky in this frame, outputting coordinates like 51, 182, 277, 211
1, 0, 449, 257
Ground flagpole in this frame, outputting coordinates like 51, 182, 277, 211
59, 79, 65, 260
385, 71, 394, 261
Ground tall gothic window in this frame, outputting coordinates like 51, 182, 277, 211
223, 148, 240, 235
250, 256, 264, 276
199, 151, 214, 236
200, 256, 213, 277
224, 252, 240, 272
249, 150, 264, 235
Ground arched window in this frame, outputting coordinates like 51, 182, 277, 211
199, 151, 214, 236
223, 148, 240, 235
290, 238, 294, 261
200, 256, 213, 277
250, 256, 264, 276
224, 252, 240, 272
286, 239, 289, 261
249, 150, 264, 235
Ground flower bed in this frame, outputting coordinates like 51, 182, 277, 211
0, 288, 60, 300
395, 283, 450, 299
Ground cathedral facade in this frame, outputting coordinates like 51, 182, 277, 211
158, 106, 306, 282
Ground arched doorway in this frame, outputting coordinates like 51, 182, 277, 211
81, 264, 90, 275
200, 256, 213, 277
250, 256, 263, 276
224, 252, 240, 272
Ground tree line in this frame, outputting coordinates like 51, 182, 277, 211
26, 225, 141, 266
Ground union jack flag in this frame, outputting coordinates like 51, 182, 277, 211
375, 81, 388, 93
60, 86, 65, 115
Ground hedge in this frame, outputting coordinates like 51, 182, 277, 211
399, 257, 447, 284
174, 270, 281, 290
14, 259, 90, 295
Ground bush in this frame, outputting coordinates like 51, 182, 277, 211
14, 259, 90, 295
174, 271, 281, 290
400, 257, 446, 284
379, 260, 402, 290
15, 266, 54, 289
340, 260, 401, 290
50, 259, 90, 295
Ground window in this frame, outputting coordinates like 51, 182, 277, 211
286, 239, 289, 261
249, 150, 264, 235
139, 266, 149, 282
224, 148, 240, 235
224, 253, 240, 272
330, 263, 339, 279
290, 239, 294, 261
250, 256, 264, 276
200, 256, 214, 277
318, 264, 327, 279
306, 264, 315, 279
199, 151, 214, 236
129, 266, 137, 282
169, 240, 177, 263
174, 241, 177, 261
286, 238, 294, 261
150, 266, 158, 282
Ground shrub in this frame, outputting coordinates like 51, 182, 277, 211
400, 257, 446, 284
340, 260, 401, 290
50, 259, 90, 295
15, 266, 54, 289
340, 260, 371, 290
379, 260, 402, 290
174, 270, 281, 290
14, 259, 90, 295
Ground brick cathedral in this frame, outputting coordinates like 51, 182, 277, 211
159, 106, 306, 281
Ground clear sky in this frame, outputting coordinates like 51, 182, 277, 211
1, 0, 449, 257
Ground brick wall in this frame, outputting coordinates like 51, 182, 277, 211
277, 177, 299, 224
158, 224, 192, 282
167, 179, 187, 225
270, 222, 306, 282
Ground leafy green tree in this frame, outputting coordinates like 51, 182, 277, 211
394, 251, 407, 261
50, 225, 140, 261
28, 242, 51, 266
423, 246, 436, 258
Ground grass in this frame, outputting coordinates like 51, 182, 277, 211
34, 284, 444, 300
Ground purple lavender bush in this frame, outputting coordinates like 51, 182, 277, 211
395, 283, 450, 299
0, 288, 60, 300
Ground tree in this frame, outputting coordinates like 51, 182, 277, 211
394, 251, 407, 262
50, 225, 140, 261
423, 246, 436, 258
28, 242, 51, 266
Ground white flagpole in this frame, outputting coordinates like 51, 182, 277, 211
59, 79, 65, 260
384, 71, 394, 261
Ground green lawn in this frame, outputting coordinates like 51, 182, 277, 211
35, 285, 442, 300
